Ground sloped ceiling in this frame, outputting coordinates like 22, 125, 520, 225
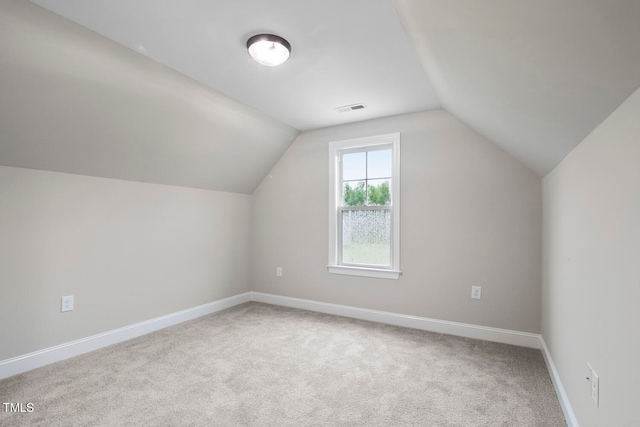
392, 0, 640, 175
0, 1, 298, 194
1, 1, 639, 192
28, 0, 439, 131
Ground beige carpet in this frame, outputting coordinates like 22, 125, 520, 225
0, 302, 566, 426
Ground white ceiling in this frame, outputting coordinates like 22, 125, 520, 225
2, 0, 639, 192
29, 0, 440, 131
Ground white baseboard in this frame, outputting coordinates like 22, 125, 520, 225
249, 292, 541, 349
540, 337, 580, 427
0, 292, 251, 380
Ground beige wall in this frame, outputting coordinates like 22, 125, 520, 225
251, 110, 542, 333
0, 166, 251, 360
1, 109, 544, 365
542, 87, 640, 426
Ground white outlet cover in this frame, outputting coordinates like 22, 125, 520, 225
61, 295, 74, 312
471, 286, 482, 299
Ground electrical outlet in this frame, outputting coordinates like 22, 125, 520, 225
471, 286, 482, 299
61, 295, 74, 312
276, 267, 282, 277
591, 369, 599, 407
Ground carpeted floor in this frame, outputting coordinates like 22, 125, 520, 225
0, 302, 566, 426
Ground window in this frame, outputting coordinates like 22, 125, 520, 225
328, 133, 401, 279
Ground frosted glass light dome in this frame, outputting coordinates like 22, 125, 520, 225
247, 34, 291, 66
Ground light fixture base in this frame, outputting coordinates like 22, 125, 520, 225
247, 34, 291, 66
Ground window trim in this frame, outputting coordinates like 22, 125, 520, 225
327, 133, 401, 280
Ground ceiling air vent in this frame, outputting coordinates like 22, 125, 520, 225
335, 103, 366, 113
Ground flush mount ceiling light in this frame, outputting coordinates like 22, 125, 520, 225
247, 34, 291, 66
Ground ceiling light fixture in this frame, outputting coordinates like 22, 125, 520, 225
247, 34, 291, 66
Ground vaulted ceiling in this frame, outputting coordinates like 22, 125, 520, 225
393, 0, 640, 176
1, 0, 639, 192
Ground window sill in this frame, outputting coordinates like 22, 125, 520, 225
327, 265, 401, 280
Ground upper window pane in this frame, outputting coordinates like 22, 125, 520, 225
367, 179, 391, 206
342, 152, 366, 181
341, 148, 392, 207
367, 149, 392, 179
343, 181, 366, 206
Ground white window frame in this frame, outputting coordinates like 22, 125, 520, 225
327, 133, 401, 280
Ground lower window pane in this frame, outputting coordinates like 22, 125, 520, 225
341, 209, 391, 266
